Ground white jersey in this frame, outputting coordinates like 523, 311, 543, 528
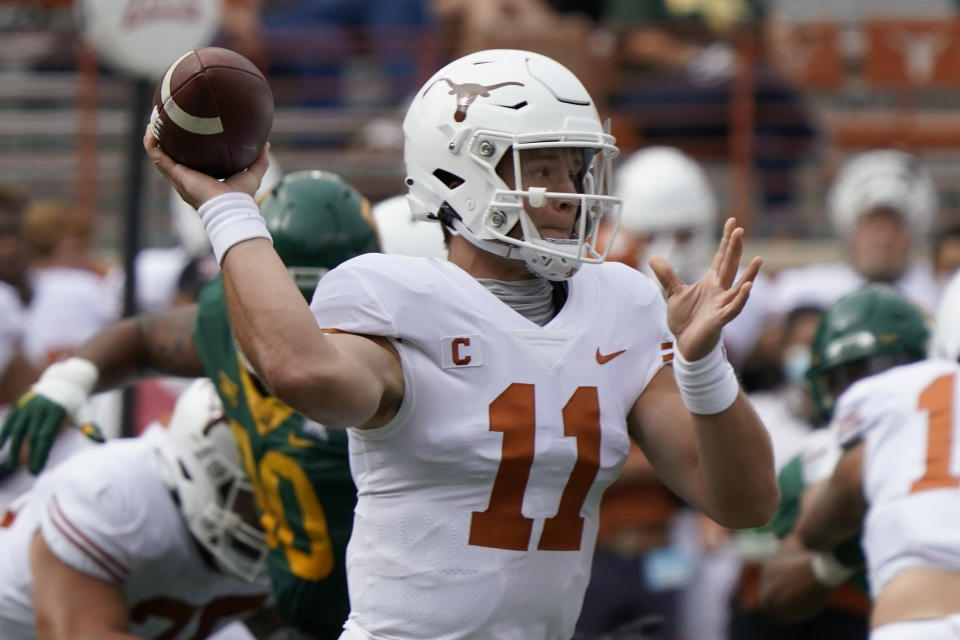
135, 246, 191, 312
23, 266, 122, 368
0, 428, 94, 512
0, 426, 269, 639
23, 266, 125, 437
772, 261, 939, 316
311, 255, 673, 640
833, 359, 960, 598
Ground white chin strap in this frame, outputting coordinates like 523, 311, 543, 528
518, 238, 582, 280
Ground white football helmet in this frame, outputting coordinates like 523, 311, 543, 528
930, 269, 960, 362
402, 49, 621, 280
828, 149, 937, 240
372, 194, 447, 258
615, 146, 717, 281
154, 378, 268, 583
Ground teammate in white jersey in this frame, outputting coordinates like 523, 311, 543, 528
797, 275, 960, 639
0, 378, 270, 639
772, 149, 941, 316
144, 49, 778, 640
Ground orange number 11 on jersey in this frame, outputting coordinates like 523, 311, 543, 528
469, 383, 602, 552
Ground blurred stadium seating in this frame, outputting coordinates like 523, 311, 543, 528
1, 1, 959, 273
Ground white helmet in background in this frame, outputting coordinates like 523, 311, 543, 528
153, 378, 268, 583
169, 151, 284, 257
402, 49, 621, 280
930, 269, 960, 362
615, 146, 717, 281
828, 149, 937, 240
372, 195, 447, 258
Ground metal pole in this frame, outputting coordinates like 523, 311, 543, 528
119, 77, 151, 438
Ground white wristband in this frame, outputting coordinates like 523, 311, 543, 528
810, 551, 857, 587
672, 341, 739, 415
198, 192, 273, 265
33, 357, 99, 418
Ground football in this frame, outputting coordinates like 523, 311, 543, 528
150, 47, 274, 179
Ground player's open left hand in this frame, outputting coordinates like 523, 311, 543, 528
649, 217, 761, 362
0, 393, 103, 475
143, 124, 271, 211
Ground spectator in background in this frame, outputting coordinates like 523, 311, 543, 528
0, 189, 36, 412
932, 223, 960, 299
600, 0, 817, 236
0, 188, 31, 306
223, 0, 436, 108
772, 149, 941, 317
16, 199, 122, 439
20, 198, 121, 370
431, 0, 619, 110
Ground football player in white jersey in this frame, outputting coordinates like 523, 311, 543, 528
144, 49, 778, 640
0, 378, 270, 639
772, 149, 941, 316
796, 275, 960, 640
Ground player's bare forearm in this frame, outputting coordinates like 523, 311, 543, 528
692, 391, 779, 528
0, 352, 37, 404
31, 533, 135, 640
74, 306, 204, 391
629, 369, 778, 529
758, 534, 833, 623
221, 239, 402, 428
797, 446, 866, 551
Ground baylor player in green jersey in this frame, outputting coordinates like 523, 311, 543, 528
194, 170, 378, 636
756, 285, 930, 630
0, 170, 381, 638
194, 273, 357, 636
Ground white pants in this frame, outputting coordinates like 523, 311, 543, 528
871, 614, 960, 640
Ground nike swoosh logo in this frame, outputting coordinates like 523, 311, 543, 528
596, 348, 626, 364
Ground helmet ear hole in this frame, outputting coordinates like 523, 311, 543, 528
433, 169, 464, 190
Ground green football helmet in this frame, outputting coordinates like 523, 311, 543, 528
805, 283, 930, 422
258, 170, 381, 299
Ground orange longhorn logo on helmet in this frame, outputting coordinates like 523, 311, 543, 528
430, 78, 525, 122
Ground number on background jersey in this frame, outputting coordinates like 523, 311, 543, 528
232, 424, 335, 580
910, 374, 959, 494
131, 593, 267, 640
469, 383, 601, 551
